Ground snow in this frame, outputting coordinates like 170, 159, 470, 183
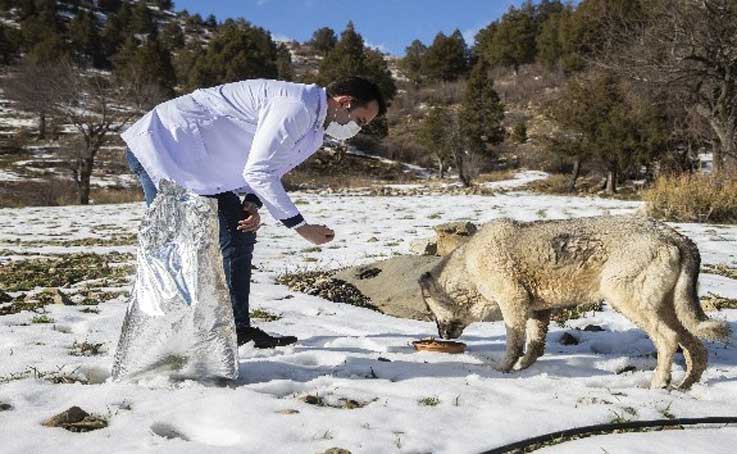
1, 175, 736, 453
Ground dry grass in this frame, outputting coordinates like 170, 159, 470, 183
475, 170, 516, 183
643, 173, 737, 223
0, 179, 142, 207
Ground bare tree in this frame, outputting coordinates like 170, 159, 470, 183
51, 62, 163, 204
2, 60, 66, 140
447, 111, 480, 187
597, 0, 737, 173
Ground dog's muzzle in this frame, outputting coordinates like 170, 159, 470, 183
438, 321, 464, 340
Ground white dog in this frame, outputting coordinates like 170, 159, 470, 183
419, 215, 731, 389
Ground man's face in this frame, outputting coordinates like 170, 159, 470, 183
334, 95, 380, 127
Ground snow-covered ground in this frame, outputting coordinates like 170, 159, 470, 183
1, 179, 736, 454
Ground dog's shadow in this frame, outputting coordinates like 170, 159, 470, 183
231, 323, 737, 387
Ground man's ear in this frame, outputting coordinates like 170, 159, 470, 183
334, 95, 354, 109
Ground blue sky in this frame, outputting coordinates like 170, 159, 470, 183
174, 0, 532, 56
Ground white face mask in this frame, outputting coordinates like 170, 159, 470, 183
325, 120, 361, 140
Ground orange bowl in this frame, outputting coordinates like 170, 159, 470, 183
412, 339, 466, 354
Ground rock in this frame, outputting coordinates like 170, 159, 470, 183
42, 406, 108, 432
559, 332, 579, 345
433, 221, 478, 256
582, 324, 605, 332
0, 402, 13, 411
355, 267, 381, 280
276, 409, 300, 415
38, 288, 73, 306
0, 290, 11, 303
333, 255, 444, 320
322, 449, 352, 454
409, 237, 437, 256
616, 365, 637, 375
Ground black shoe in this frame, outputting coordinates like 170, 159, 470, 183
236, 326, 297, 348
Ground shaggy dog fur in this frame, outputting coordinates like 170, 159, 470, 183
419, 215, 731, 389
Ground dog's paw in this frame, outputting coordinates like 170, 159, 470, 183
494, 361, 517, 373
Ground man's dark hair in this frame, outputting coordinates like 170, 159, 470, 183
327, 76, 387, 116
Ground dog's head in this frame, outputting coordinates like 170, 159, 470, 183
419, 272, 470, 340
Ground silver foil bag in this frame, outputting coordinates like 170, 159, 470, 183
111, 180, 238, 381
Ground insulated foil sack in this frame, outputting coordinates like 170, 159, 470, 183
111, 180, 238, 381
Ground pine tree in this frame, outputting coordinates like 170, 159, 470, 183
186, 20, 279, 90
98, 0, 122, 13
318, 22, 365, 84
0, 23, 20, 65
130, 1, 157, 38
113, 35, 176, 96
461, 60, 505, 157
422, 31, 468, 82
275, 42, 295, 81
160, 21, 185, 51
417, 106, 453, 178
101, 2, 132, 60
485, 3, 537, 73
400, 39, 426, 87
69, 10, 104, 67
309, 26, 337, 55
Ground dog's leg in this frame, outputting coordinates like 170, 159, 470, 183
602, 256, 682, 389
495, 289, 530, 372
674, 323, 708, 390
518, 309, 551, 370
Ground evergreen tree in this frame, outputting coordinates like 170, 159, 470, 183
19, 0, 63, 52
130, 1, 157, 38
185, 20, 279, 90
460, 60, 505, 161
485, 3, 537, 73
69, 10, 104, 67
309, 26, 337, 55
472, 22, 497, 65
546, 71, 668, 193
102, 2, 132, 59
422, 30, 468, 81
417, 106, 453, 177
400, 39, 427, 87
27, 33, 69, 64
0, 23, 20, 65
535, 8, 573, 70
275, 42, 295, 81
318, 22, 365, 84
363, 48, 396, 102
157, 0, 174, 10
160, 21, 185, 51
98, 0, 122, 13
113, 35, 176, 96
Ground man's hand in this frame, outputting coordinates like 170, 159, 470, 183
237, 202, 261, 232
295, 224, 335, 245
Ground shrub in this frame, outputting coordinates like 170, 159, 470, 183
643, 173, 737, 223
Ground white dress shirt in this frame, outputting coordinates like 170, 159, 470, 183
121, 79, 327, 227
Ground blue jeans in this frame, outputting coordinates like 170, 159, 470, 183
125, 149, 256, 328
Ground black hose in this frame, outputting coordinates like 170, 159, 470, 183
479, 416, 737, 454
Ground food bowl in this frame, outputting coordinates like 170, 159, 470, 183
412, 338, 466, 354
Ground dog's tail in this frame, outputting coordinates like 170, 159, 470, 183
673, 238, 731, 342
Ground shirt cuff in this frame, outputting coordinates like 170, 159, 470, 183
281, 213, 305, 228
242, 193, 263, 209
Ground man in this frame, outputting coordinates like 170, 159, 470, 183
122, 76, 386, 348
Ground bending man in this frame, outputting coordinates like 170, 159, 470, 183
122, 76, 385, 348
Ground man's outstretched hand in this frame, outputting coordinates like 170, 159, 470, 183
296, 224, 335, 245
